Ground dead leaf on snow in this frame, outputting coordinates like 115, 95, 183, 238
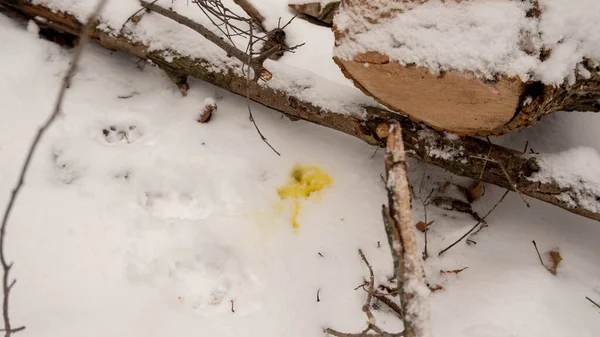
415, 220, 434, 232
440, 267, 468, 275
545, 249, 563, 275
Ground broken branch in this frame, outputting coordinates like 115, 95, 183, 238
384, 124, 431, 337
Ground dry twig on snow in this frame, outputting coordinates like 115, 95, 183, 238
139, 0, 303, 155
437, 189, 510, 256
324, 249, 404, 337
586, 296, 600, 311
0, 1, 109, 335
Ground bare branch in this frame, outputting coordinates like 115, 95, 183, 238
0, 2, 109, 336
325, 249, 404, 337
586, 296, 600, 311
438, 189, 510, 256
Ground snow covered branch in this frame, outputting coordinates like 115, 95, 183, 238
2, 0, 599, 222
139, 1, 302, 82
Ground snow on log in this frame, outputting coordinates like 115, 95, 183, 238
288, 1, 339, 26
1, 0, 599, 222
333, 0, 600, 136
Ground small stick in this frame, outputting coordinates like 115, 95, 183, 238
531, 241, 545, 267
372, 293, 403, 317
469, 155, 530, 207
317, 289, 321, 302
324, 328, 404, 337
585, 296, 600, 310
119, 0, 158, 33
358, 249, 375, 324
318, 252, 324, 257
354, 281, 368, 291
230, 299, 235, 313
438, 189, 509, 256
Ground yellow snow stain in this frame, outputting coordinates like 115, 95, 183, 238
277, 165, 332, 229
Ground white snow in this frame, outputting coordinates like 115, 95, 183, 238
1, 2, 600, 337
530, 147, 600, 213
334, 0, 600, 85
535, 0, 600, 84
334, 0, 539, 81
418, 129, 466, 163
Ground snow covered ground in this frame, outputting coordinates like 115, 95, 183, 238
1, 2, 600, 337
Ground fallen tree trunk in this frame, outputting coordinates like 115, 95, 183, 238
1, 0, 599, 222
333, 0, 600, 136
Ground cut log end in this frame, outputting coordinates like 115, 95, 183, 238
335, 54, 525, 135
333, 1, 600, 137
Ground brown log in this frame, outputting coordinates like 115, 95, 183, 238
333, 1, 600, 136
1, 0, 599, 222
288, 1, 339, 26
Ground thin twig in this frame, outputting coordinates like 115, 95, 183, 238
469, 155, 530, 207
479, 146, 493, 180
585, 296, 600, 310
326, 250, 404, 337
438, 189, 510, 256
119, 0, 158, 34
531, 240, 545, 267
324, 328, 404, 337
0, 1, 109, 335
245, 24, 280, 155
358, 249, 375, 325
372, 293, 403, 318
415, 160, 431, 260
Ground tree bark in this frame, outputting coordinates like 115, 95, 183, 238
1, 0, 599, 222
384, 124, 431, 337
333, 0, 600, 136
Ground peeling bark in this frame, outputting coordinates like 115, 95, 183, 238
384, 124, 431, 337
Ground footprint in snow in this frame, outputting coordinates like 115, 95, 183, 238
140, 191, 214, 220
51, 148, 80, 184
101, 124, 142, 144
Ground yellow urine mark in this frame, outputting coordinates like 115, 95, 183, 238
277, 165, 332, 229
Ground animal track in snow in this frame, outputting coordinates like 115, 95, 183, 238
101, 124, 142, 144
139, 191, 214, 220
51, 148, 80, 184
